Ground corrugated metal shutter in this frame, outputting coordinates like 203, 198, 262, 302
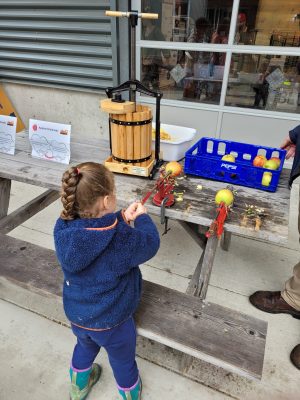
0, 0, 113, 91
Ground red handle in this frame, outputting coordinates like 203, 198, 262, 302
141, 191, 152, 205
206, 202, 228, 239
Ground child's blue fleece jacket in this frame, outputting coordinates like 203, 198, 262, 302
54, 211, 160, 329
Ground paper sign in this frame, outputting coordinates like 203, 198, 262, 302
0, 114, 17, 155
0, 85, 25, 133
170, 64, 186, 83
265, 68, 285, 89
29, 119, 71, 164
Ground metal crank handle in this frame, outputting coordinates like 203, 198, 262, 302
106, 11, 158, 19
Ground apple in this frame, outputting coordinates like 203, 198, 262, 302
253, 155, 267, 167
165, 161, 183, 177
221, 154, 235, 162
262, 172, 272, 186
215, 188, 234, 206
269, 157, 281, 169
264, 159, 279, 170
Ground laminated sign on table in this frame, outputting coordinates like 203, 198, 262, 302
29, 119, 71, 165
0, 114, 17, 155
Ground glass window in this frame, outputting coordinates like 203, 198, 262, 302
235, 0, 300, 46
141, 47, 226, 105
141, 0, 232, 44
226, 54, 300, 113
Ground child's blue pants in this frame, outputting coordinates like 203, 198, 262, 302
71, 316, 138, 389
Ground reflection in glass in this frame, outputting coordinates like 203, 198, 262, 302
235, 0, 300, 46
141, 0, 233, 43
226, 54, 300, 113
141, 47, 225, 105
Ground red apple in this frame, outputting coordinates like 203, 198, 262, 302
253, 155, 267, 167
165, 161, 183, 177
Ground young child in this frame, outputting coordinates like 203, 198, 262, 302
54, 162, 160, 400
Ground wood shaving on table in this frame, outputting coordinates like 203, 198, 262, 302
185, 203, 192, 214
196, 184, 203, 190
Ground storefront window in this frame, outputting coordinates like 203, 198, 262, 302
141, 47, 226, 104
137, 0, 300, 114
235, 0, 300, 46
226, 54, 300, 113
141, 0, 232, 43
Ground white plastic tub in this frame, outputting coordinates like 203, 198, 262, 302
152, 123, 196, 161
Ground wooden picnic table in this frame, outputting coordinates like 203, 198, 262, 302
0, 132, 291, 296
0, 131, 292, 379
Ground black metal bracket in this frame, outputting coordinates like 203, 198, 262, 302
112, 154, 152, 164
161, 197, 170, 236
109, 117, 152, 126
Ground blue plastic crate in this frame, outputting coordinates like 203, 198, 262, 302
184, 137, 286, 192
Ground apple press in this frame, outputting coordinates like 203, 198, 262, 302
102, 9, 164, 179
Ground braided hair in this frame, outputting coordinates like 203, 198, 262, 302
60, 162, 115, 220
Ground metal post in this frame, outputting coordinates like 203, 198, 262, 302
129, 11, 138, 103
155, 94, 162, 161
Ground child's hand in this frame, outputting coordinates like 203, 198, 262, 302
124, 202, 139, 222
134, 202, 147, 219
124, 202, 147, 222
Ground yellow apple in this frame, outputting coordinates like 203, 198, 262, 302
264, 159, 279, 170
215, 189, 234, 206
262, 172, 272, 186
221, 154, 235, 162
165, 161, 183, 177
269, 157, 281, 169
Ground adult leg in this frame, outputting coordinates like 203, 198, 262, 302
281, 261, 300, 312
249, 261, 300, 319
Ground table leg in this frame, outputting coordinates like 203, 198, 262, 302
188, 235, 219, 299
181, 233, 218, 373
221, 230, 231, 251
0, 178, 11, 219
0, 189, 59, 234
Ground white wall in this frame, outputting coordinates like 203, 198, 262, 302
220, 112, 299, 147
2, 82, 109, 141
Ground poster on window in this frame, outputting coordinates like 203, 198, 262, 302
29, 119, 71, 164
0, 114, 17, 155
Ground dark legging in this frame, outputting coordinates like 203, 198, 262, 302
71, 316, 138, 389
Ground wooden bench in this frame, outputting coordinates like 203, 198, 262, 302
0, 233, 267, 380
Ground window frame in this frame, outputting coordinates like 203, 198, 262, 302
133, 0, 300, 130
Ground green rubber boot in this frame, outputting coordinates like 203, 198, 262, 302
69, 363, 101, 400
118, 377, 142, 400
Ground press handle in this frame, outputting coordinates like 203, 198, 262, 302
106, 11, 158, 19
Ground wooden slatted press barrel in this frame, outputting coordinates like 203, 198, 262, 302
110, 105, 152, 166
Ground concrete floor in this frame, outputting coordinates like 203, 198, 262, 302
1, 181, 300, 399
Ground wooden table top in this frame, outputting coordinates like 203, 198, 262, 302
0, 132, 292, 244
